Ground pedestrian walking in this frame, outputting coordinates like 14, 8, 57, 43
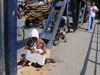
86, 2, 99, 30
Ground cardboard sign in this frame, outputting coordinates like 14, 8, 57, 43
26, 50, 46, 65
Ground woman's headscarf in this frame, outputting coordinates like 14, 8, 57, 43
29, 29, 39, 39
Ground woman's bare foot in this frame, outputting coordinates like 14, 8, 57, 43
17, 65, 23, 69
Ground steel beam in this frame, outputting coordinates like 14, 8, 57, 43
0, 0, 17, 75
47, 0, 68, 48
76, 0, 81, 29
81, 4, 86, 25
0, 0, 6, 75
71, 0, 76, 31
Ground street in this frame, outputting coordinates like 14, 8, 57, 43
17, 18, 100, 75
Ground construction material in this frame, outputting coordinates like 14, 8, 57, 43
24, 4, 51, 26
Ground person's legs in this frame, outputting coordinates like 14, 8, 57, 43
87, 16, 92, 30
33, 63, 42, 68
90, 17, 94, 29
17, 58, 29, 69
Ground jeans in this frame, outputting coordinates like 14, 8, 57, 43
87, 16, 94, 30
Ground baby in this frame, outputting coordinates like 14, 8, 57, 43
28, 42, 45, 66
31, 42, 44, 54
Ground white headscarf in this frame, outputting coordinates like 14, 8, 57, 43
29, 29, 39, 39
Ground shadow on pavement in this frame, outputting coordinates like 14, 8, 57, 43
17, 38, 28, 50
23, 24, 42, 29
80, 22, 100, 75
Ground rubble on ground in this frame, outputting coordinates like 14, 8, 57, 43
17, 63, 56, 75
24, 4, 51, 24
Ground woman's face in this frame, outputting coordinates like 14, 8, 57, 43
92, 2, 95, 6
52, 0, 55, 2
31, 37, 37, 42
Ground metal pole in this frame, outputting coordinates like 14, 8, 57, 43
76, 0, 81, 29
0, 0, 6, 75
71, 0, 77, 31
0, 0, 17, 75
81, 4, 86, 25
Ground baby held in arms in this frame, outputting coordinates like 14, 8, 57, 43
26, 42, 46, 66
31, 42, 45, 55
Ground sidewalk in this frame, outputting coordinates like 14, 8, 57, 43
17, 19, 100, 75
47, 20, 100, 75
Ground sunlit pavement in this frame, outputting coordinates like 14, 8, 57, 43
47, 20, 100, 75
17, 18, 100, 75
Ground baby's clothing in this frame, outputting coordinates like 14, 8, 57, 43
34, 46, 43, 53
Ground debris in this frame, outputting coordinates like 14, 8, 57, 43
17, 63, 56, 75
24, 4, 50, 24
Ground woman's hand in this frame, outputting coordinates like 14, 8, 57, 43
25, 45, 29, 49
35, 51, 40, 54
93, 8, 99, 12
30, 47, 33, 50
31, 48, 35, 53
31, 50, 35, 53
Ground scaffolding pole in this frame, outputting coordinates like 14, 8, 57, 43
0, 0, 17, 75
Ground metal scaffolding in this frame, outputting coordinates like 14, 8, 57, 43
0, 0, 88, 75
0, 0, 17, 75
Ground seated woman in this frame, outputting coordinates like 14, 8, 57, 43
25, 29, 46, 52
17, 29, 46, 68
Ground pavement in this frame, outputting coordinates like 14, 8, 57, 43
17, 18, 100, 75
47, 20, 100, 75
